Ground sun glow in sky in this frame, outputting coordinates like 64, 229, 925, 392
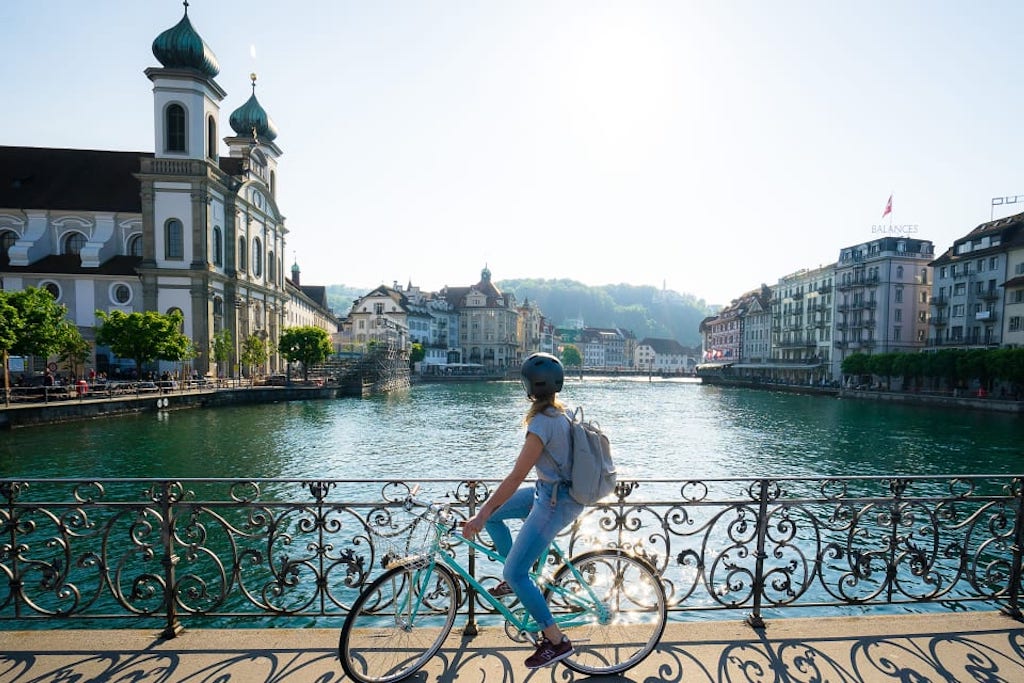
3, 1, 1024, 305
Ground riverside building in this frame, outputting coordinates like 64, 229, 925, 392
0, 6, 336, 379
929, 212, 1024, 349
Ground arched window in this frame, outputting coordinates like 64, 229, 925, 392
128, 234, 143, 257
267, 250, 275, 282
252, 237, 263, 277
238, 236, 247, 272
64, 232, 86, 255
207, 114, 217, 160
0, 230, 17, 264
166, 104, 186, 153
212, 227, 223, 266
165, 219, 184, 260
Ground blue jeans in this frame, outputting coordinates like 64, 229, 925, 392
484, 481, 583, 630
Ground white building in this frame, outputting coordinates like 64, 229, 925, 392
0, 6, 335, 379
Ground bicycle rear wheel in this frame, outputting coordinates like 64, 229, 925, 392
340, 562, 460, 683
546, 549, 666, 675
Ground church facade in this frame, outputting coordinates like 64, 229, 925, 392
0, 6, 336, 378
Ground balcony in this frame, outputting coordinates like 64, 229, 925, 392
929, 296, 948, 307
930, 316, 948, 327
975, 310, 998, 322
979, 288, 1000, 301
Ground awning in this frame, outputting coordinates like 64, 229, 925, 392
695, 362, 734, 371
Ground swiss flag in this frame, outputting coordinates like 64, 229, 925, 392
882, 194, 893, 218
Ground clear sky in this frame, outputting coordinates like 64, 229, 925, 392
3, 1, 1023, 306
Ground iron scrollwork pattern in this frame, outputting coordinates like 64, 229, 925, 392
1, 475, 1022, 632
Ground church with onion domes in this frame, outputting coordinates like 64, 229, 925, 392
0, 3, 338, 379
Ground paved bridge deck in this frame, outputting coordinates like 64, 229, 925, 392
2, 611, 1022, 682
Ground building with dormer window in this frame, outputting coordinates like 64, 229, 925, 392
441, 267, 520, 370
0, 5, 334, 379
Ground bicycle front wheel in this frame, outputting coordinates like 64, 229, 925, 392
547, 549, 667, 675
339, 562, 460, 683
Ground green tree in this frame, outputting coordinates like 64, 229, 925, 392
58, 322, 92, 378
277, 326, 332, 380
0, 291, 22, 396
1, 287, 73, 397
211, 329, 233, 378
841, 352, 870, 382
409, 343, 425, 366
240, 333, 269, 383
6, 287, 71, 359
95, 309, 190, 378
867, 352, 896, 389
561, 344, 582, 367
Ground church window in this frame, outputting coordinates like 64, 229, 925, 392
165, 219, 184, 260
268, 250, 275, 282
63, 232, 86, 255
1, 230, 17, 264
41, 281, 61, 301
238, 237, 247, 272
128, 234, 142, 257
111, 283, 132, 305
212, 227, 223, 266
166, 104, 186, 153
252, 237, 263, 277
207, 114, 217, 160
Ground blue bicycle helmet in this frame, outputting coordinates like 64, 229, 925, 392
521, 352, 564, 398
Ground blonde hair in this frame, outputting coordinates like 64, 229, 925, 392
523, 393, 565, 425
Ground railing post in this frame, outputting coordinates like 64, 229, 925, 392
463, 480, 479, 636
746, 478, 770, 629
159, 481, 183, 638
1003, 477, 1024, 620
886, 478, 908, 604
2, 482, 22, 618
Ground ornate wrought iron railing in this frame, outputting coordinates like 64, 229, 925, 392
2, 475, 1022, 637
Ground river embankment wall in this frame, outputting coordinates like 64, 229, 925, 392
700, 376, 1024, 414
0, 383, 365, 430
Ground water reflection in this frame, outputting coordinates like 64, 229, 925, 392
1, 380, 1020, 479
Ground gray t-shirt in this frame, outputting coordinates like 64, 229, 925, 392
527, 407, 571, 482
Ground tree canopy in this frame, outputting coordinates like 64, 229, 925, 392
278, 326, 333, 379
561, 344, 582, 367
95, 309, 191, 377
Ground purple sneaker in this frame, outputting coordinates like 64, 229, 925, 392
525, 635, 573, 669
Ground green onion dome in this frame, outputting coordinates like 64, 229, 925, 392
229, 77, 279, 142
152, 6, 220, 77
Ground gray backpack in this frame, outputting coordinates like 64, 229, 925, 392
561, 407, 617, 505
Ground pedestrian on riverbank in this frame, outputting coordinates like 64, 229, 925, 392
462, 352, 583, 669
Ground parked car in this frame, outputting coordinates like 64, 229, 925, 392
136, 381, 160, 393
265, 374, 288, 386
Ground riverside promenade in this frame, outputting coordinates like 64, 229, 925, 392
2, 612, 1024, 682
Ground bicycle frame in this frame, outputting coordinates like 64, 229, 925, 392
400, 508, 606, 636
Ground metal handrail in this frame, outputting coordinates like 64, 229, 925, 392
1, 475, 1021, 637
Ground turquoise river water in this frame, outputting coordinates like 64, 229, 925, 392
1, 377, 1021, 480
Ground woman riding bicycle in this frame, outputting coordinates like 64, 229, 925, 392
462, 352, 583, 669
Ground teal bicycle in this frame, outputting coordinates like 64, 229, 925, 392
339, 491, 667, 683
